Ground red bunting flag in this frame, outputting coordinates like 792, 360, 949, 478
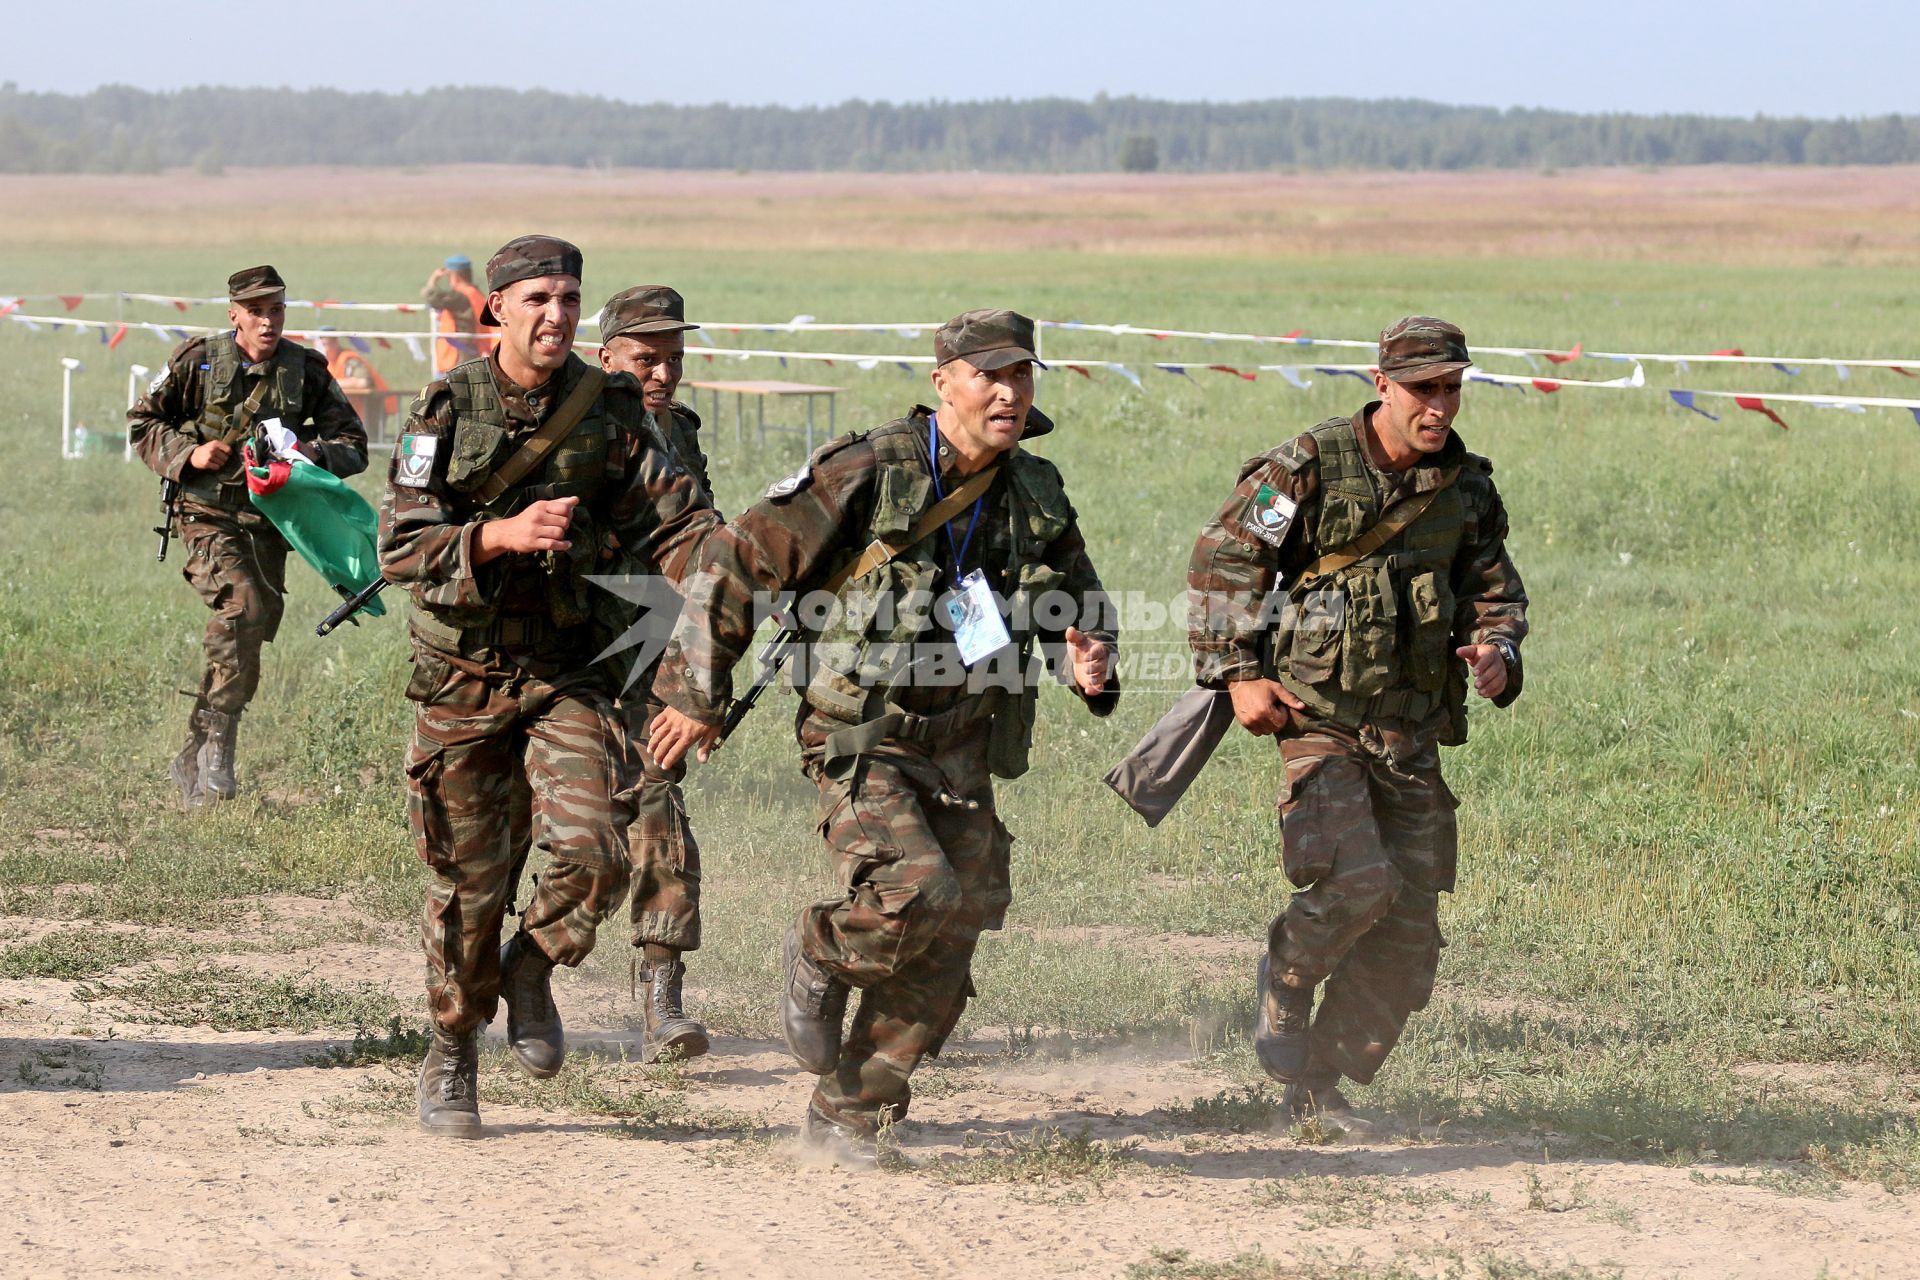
1149, 332, 1168, 341
375, 337, 391, 350
1712, 347, 1746, 357
0, 299, 17, 317
317, 299, 337, 309
397, 304, 418, 314
1282, 330, 1304, 339
107, 324, 128, 350
1208, 364, 1257, 381
1543, 342, 1582, 365
701, 353, 713, 363
1063, 364, 1092, 379
1893, 367, 1917, 378
172, 299, 190, 312
1733, 395, 1790, 430
1532, 379, 1562, 393
59, 295, 83, 312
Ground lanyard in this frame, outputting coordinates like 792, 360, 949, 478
927, 414, 984, 574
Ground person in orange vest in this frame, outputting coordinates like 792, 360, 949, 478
421, 254, 498, 375
316, 329, 402, 434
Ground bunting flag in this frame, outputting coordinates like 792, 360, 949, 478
1207, 364, 1256, 381
172, 300, 189, 312
1281, 330, 1306, 342
1532, 379, 1563, 394
1063, 364, 1092, 379
1314, 367, 1372, 384
347, 336, 372, 354
895, 362, 914, 373
1733, 395, 1790, 430
1155, 364, 1190, 377
375, 337, 391, 350
1275, 367, 1312, 390
1835, 364, 1850, 381
0, 297, 18, 316
1104, 362, 1142, 388
107, 324, 127, 350
168, 327, 189, 340
59, 295, 83, 312
1912, 409, 1920, 426
1773, 363, 1801, 376
401, 334, 425, 362
1712, 347, 1746, 357
1669, 391, 1720, 421
1543, 341, 1583, 365
95, 326, 108, 345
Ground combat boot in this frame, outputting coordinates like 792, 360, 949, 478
1253, 955, 1314, 1083
781, 924, 848, 1075
499, 932, 565, 1079
1284, 1076, 1375, 1137
169, 703, 208, 813
193, 709, 240, 806
800, 1104, 879, 1171
640, 954, 710, 1064
416, 1025, 482, 1139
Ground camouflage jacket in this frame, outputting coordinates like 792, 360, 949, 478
654, 405, 1119, 728
1188, 402, 1528, 710
421, 278, 480, 330
661, 401, 712, 502
128, 333, 368, 491
377, 351, 720, 679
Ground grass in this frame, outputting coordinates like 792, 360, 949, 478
1252, 1176, 1490, 1229
1127, 1249, 1624, 1280
2, 200, 1918, 1186
71, 963, 399, 1032
924, 1123, 1143, 1196
0, 928, 155, 979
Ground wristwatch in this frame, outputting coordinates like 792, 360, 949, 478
1490, 638, 1519, 670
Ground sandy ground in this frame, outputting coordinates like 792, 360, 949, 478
5, 165, 1920, 263
1, 900, 1913, 1279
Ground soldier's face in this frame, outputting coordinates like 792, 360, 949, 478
228, 296, 285, 361
931, 358, 1034, 459
1374, 371, 1462, 455
599, 333, 685, 413
493, 275, 581, 375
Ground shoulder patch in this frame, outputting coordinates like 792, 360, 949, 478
764, 429, 869, 501
148, 366, 170, 393
393, 433, 438, 488
1243, 483, 1298, 548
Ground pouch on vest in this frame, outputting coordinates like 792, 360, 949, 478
445, 419, 508, 492
986, 682, 1037, 780
1337, 563, 1399, 699
1402, 569, 1455, 693
1285, 584, 1344, 686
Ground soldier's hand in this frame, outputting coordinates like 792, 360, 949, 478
647, 705, 721, 769
1064, 626, 1110, 695
601, 529, 622, 563
1455, 644, 1509, 700
1228, 677, 1304, 736
189, 440, 232, 471
476, 496, 579, 562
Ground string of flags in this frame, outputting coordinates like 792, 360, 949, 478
8, 306, 1920, 431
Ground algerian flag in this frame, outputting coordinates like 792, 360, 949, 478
245, 430, 386, 618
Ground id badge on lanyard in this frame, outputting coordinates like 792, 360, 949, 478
931, 415, 1011, 667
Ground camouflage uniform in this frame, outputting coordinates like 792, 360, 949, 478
131, 332, 368, 716
379, 350, 719, 1037
1188, 394, 1527, 1089
657, 389, 1119, 1134
619, 400, 714, 953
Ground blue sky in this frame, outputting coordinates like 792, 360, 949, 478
10, 0, 1917, 118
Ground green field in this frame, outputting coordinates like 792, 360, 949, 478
3, 243, 1917, 1181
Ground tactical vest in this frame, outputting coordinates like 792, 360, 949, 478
803, 414, 1075, 779
407, 356, 621, 658
183, 333, 309, 504
1274, 415, 1467, 729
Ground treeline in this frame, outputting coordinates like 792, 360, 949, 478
4, 83, 1920, 173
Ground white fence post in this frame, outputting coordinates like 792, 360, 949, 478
60, 357, 83, 459
126, 365, 150, 461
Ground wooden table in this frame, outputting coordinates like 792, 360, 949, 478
687, 380, 840, 453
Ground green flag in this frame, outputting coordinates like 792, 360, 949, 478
245, 457, 387, 618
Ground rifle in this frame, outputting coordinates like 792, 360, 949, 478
153, 476, 181, 562
716, 613, 800, 744
317, 577, 388, 636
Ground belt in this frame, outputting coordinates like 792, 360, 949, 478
179, 476, 251, 508
819, 696, 996, 765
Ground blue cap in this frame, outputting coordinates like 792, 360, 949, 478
445, 254, 472, 270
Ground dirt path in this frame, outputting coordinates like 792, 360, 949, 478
2, 905, 1912, 1279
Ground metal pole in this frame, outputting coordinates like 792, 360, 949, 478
126, 364, 150, 462
60, 358, 83, 459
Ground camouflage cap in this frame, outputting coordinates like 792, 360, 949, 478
227, 265, 286, 302
934, 308, 1047, 371
600, 285, 700, 341
1378, 315, 1471, 383
480, 234, 584, 324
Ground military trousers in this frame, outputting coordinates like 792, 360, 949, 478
404, 656, 633, 1035
177, 500, 289, 716
796, 711, 1012, 1132
1268, 715, 1457, 1086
